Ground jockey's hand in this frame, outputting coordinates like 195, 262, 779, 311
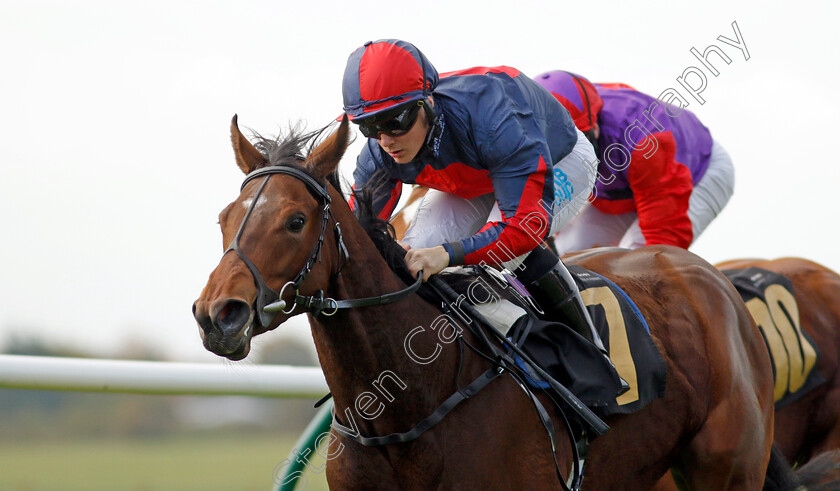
405, 245, 449, 282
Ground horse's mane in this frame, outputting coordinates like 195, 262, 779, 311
351, 169, 418, 285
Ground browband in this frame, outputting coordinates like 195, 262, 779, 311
241, 166, 330, 202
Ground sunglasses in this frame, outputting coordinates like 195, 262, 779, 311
356, 100, 424, 138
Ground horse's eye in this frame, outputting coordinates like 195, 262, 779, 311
286, 215, 306, 233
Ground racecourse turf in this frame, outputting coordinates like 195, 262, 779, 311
0, 433, 331, 491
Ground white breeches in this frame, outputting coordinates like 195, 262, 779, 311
552, 139, 735, 254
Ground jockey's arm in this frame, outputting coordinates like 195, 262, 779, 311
445, 157, 554, 267
628, 131, 694, 248
437, 122, 557, 269
403, 152, 555, 278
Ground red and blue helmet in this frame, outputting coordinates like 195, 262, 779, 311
342, 39, 439, 121
534, 70, 603, 133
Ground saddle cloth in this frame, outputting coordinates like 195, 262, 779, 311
723, 267, 825, 408
443, 264, 667, 418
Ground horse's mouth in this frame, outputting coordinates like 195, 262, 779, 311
201, 313, 256, 361
195, 297, 284, 360
203, 326, 252, 360
220, 337, 250, 361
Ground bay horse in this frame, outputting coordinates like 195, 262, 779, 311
395, 188, 840, 486
390, 184, 428, 241
653, 258, 840, 490
194, 117, 788, 489
716, 258, 840, 466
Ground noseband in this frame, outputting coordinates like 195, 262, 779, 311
223, 165, 422, 329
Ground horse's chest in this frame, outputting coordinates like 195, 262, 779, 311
327, 445, 444, 490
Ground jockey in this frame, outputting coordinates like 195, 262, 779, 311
342, 39, 623, 379
533, 70, 735, 253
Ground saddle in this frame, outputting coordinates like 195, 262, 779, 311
435, 264, 667, 418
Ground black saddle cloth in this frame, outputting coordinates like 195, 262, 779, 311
723, 267, 825, 408
437, 265, 667, 418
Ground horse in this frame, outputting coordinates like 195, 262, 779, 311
652, 257, 840, 491
715, 258, 840, 465
194, 117, 792, 489
389, 184, 428, 241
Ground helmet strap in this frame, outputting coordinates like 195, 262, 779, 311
422, 98, 442, 155
584, 128, 600, 156
563, 71, 595, 133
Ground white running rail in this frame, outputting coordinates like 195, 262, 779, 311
0, 354, 328, 398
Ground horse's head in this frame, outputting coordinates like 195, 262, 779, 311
192, 115, 351, 360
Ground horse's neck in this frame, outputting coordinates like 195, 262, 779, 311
310, 197, 459, 433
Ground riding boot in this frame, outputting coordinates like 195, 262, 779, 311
519, 246, 629, 392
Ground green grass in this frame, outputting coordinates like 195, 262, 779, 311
0, 433, 330, 491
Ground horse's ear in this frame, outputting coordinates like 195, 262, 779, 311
230, 114, 267, 174
308, 115, 352, 179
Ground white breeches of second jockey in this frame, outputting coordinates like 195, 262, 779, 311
553, 139, 735, 254
403, 128, 598, 269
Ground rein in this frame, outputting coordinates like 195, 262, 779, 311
224, 165, 422, 327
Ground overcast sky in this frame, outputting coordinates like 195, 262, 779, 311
1, 0, 837, 363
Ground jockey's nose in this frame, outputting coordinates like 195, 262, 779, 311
378, 132, 395, 146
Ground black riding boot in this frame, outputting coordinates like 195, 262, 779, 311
520, 246, 628, 391
529, 260, 608, 352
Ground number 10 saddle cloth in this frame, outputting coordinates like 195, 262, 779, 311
722, 267, 825, 408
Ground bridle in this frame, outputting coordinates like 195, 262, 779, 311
223, 165, 423, 328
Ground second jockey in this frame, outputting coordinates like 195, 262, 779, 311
533, 70, 735, 253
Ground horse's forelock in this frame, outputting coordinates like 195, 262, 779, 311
247, 122, 345, 198
249, 123, 318, 169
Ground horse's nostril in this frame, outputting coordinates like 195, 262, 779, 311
215, 300, 251, 336
193, 301, 214, 334
218, 303, 233, 321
